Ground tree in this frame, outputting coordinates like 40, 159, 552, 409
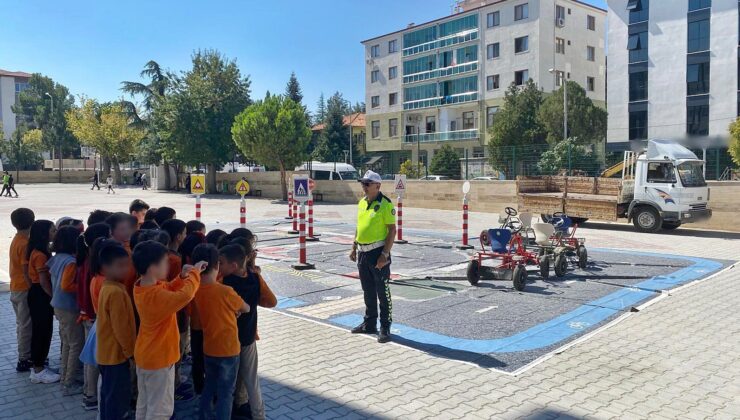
350, 102, 366, 114
730, 118, 740, 167
312, 92, 350, 161
537, 137, 593, 175
13, 74, 78, 163
232, 95, 311, 200
538, 81, 607, 146
0, 126, 45, 171
285, 72, 303, 104
314, 92, 326, 125
160, 50, 252, 192
487, 79, 547, 177
66, 98, 145, 183
429, 145, 462, 179
399, 159, 424, 179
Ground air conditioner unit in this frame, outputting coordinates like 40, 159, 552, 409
556, 17, 565, 27
365, 58, 375, 66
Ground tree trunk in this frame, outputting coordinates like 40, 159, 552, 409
279, 161, 287, 201
103, 157, 112, 177
206, 163, 217, 194
113, 159, 122, 185
163, 160, 172, 190
173, 163, 181, 191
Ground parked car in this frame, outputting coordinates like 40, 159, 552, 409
294, 161, 359, 180
419, 175, 452, 181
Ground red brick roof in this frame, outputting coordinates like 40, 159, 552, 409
0, 69, 32, 78
312, 113, 366, 131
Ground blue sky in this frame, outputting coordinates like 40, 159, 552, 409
0, 0, 606, 114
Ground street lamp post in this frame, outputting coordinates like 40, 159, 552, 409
45, 92, 61, 183
548, 69, 568, 142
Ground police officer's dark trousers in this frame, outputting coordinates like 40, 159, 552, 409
357, 247, 392, 329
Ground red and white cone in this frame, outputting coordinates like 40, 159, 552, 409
292, 203, 315, 270
195, 196, 202, 222
285, 191, 293, 219
457, 195, 474, 250
306, 199, 319, 241
394, 195, 407, 244
239, 197, 246, 228
288, 200, 299, 234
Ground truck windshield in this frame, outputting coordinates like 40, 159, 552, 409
677, 162, 706, 187
340, 171, 359, 180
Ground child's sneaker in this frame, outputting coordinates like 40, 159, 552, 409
29, 368, 61, 384
82, 395, 98, 411
15, 360, 32, 372
63, 382, 84, 396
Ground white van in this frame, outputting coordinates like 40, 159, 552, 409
295, 161, 359, 180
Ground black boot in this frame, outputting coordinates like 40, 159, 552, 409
351, 322, 377, 334
378, 327, 391, 343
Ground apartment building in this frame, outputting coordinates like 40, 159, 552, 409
607, 0, 738, 152
0, 69, 31, 141
361, 0, 606, 175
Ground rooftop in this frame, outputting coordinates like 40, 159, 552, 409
0, 69, 32, 78
312, 113, 366, 131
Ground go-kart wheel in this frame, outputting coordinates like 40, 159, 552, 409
467, 260, 481, 286
479, 231, 490, 246
554, 253, 568, 277
539, 256, 550, 279
577, 245, 588, 269
512, 265, 527, 291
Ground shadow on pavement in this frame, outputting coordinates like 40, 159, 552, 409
583, 222, 740, 240
525, 409, 591, 419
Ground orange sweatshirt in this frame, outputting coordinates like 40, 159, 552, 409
133, 270, 200, 370
9, 233, 29, 292
90, 274, 104, 314
97, 281, 136, 365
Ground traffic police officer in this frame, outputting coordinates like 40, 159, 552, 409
349, 170, 396, 343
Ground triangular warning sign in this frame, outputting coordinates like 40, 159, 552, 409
395, 179, 405, 190
296, 184, 306, 196
238, 184, 247, 192
194, 180, 203, 189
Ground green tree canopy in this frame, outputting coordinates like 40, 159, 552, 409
429, 145, 462, 179
232, 95, 311, 200
487, 79, 547, 177
312, 92, 351, 162
537, 137, 593, 175
399, 159, 424, 179
538, 81, 607, 145
314, 92, 326, 125
730, 118, 740, 167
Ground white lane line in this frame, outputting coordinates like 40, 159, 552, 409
476, 305, 498, 314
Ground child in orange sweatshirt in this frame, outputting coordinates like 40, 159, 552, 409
95, 240, 136, 420
9, 208, 34, 373
132, 240, 203, 419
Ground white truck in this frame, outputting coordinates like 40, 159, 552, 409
517, 139, 712, 233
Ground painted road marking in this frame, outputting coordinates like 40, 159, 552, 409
476, 305, 498, 314
263, 264, 323, 280
290, 295, 366, 319
330, 252, 722, 354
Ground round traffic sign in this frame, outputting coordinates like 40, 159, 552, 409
462, 181, 471, 194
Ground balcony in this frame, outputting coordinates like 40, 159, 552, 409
403, 29, 479, 57
403, 91, 478, 111
403, 128, 480, 143
403, 61, 478, 84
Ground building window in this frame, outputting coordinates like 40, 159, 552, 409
556, 5, 566, 25
556, 38, 565, 54
371, 44, 380, 58
389, 118, 398, 137
487, 11, 500, 27
587, 77, 595, 92
486, 106, 499, 127
628, 0, 649, 25
389, 92, 398, 106
514, 36, 529, 53
555, 71, 565, 87
515, 70, 529, 85
587, 46, 596, 61
487, 43, 500, 59
629, 110, 648, 140
371, 96, 380, 108
426, 116, 436, 133
687, 61, 710, 95
463, 112, 475, 129
486, 74, 500, 90
687, 104, 709, 135
371, 70, 379, 83
628, 31, 648, 63
388, 39, 397, 53
629, 71, 648, 102
587, 15, 596, 31
371, 120, 380, 138
688, 0, 711, 11
515, 3, 529, 21
687, 19, 710, 53
473, 147, 484, 158
389, 66, 397, 80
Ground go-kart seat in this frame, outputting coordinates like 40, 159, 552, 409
532, 223, 555, 246
487, 229, 511, 253
518, 212, 533, 229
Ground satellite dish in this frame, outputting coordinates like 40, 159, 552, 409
462, 181, 471, 194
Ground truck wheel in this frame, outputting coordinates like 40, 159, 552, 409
633, 206, 662, 233
539, 256, 550, 279
577, 246, 588, 269
554, 253, 568, 277
662, 221, 681, 230
512, 265, 527, 291
467, 260, 481, 286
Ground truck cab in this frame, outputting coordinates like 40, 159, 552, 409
628, 140, 712, 232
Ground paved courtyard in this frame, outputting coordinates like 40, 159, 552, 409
1, 184, 739, 419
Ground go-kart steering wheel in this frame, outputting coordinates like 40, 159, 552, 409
506, 220, 523, 233
553, 211, 566, 218
505, 207, 518, 216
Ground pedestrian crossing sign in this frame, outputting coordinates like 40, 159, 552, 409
236, 179, 250, 197
293, 176, 310, 203
394, 174, 407, 196
191, 174, 206, 195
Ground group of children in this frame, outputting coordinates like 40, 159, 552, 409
9, 199, 276, 420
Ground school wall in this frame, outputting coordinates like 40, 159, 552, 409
11, 170, 139, 184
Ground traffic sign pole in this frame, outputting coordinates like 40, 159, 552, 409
240, 196, 246, 228
306, 198, 319, 241
289, 200, 299, 234
456, 195, 474, 250
394, 194, 407, 244
195, 195, 202, 222
286, 191, 293, 219
292, 203, 315, 270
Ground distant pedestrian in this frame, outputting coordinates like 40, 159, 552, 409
1, 171, 9, 196
6, 173, 19, 197
106, 175, 115, 195
141, 172, 148, 190
185, 173, 191, 194
91, 172, 101, 190
133, 170, 140, 185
